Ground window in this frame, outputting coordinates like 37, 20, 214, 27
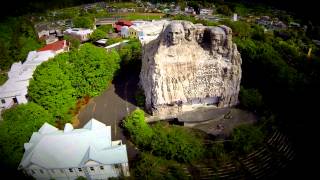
39, 169, 44, 174
100, 166, 104, 170
90, 167, 94, 171
69, 168, 73, 172
1, 99, 5, 104
51, 170, 55, 173
78, 168, 82, 172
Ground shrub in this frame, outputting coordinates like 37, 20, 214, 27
231, 124, 265, 154
123, 109, 154, 148
151, 123, 204, 162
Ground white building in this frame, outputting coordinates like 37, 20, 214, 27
0, 51, 55, 110
233, 13, 238, 21
120, 26, 129, 38
200, 8, 213, 15
18, 119, 130, 180
129, 20, 169, 44
64, 28, 93, 42
0, 41, 68, 112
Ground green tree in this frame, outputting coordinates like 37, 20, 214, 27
69, 43, 120, 97
73, 16, 94, 29
28, 59, 76, 122
90, 29, 106, 42
0, 103, 54, 167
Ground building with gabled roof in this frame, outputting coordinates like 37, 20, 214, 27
0, 50, 56, 111
18, 118, 130, 180
38, 40, 68, 54
0, 41, 69, 113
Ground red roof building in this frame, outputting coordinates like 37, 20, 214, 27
114, 20, 133, 32
38, 40, 68, 54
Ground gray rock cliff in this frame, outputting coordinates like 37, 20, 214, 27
140, 21, 242, 118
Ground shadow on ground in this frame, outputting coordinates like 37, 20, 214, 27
77, 67, 140, 161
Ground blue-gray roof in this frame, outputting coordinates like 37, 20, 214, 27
19, 119, 128, 169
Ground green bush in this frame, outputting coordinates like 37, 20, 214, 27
151, 123, 204, 162
123, 109, 154, 148
133, 153, 189, 180
231, 124, 265, 154
123, 110, 204, 163
0, 103, 54, 167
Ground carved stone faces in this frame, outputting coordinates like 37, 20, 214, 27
165, 22, 185, 45
182, 21, 195, 41
210, 27, 226, 51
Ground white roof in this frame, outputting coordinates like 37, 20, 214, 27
19, 118, 128, 169
64, 28, 93, 35
0, 51, 55, 98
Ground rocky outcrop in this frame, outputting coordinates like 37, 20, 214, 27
140, 21, 242, 119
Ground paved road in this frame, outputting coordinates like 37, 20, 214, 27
77, 70, 139, 160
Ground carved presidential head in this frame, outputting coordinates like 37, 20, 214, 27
210, 27, 226, 51
182, 21, 195, 41
165, 22, 185, 45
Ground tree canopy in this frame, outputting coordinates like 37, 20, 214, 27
28, 59, 76, 121
90, 29, 106, 42
0, 103, 54, 167
28, 43, 120, 123
73, 16, 94, 29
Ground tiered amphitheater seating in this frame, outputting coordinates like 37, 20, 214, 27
239, 147, 284, 179
214, 162, 246, 180
194, 164, 216, 180
184, 130, 296, 179
267, 130, 296, 161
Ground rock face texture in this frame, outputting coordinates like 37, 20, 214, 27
140, 21, 242, 118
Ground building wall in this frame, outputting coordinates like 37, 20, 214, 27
25, 164, 126, 180
0, 97, 14, 109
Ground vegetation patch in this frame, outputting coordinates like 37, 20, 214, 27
0, 103, 55, 167
29, 43, 120, 124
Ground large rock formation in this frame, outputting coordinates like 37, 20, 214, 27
140, 21, 242, 119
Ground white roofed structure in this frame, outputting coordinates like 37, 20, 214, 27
0, 50, 55, 111
19, 118, 130, 180
64, 28, 93, 42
